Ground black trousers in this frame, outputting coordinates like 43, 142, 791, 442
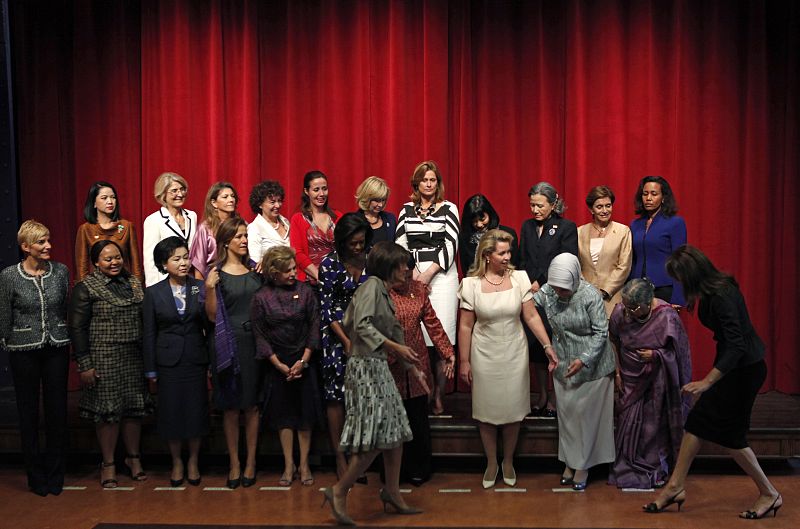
9, 346, 69, 492
401, 395, 432, 481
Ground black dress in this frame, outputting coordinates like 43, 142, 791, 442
210, 271, 264, 410
684, 283, 766, 449
250, 281, 324, 430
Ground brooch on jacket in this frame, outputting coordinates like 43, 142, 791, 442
548, 225, 558, 236
117, 224, 125, 233
190, 286, 200, 296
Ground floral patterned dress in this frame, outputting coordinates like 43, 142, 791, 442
318, 251, 368, 402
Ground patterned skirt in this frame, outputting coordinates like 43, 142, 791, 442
79, 342, 153, 423
339, 355, 412, 453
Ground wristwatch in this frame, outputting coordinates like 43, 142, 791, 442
301, 360, 309, 370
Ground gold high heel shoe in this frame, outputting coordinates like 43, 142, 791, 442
320, 487, 355, 525
379, 488, 423, 515
643, 489, 686, 513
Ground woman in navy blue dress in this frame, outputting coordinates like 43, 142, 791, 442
319, 213, 371, 478
143, 236, 209, 487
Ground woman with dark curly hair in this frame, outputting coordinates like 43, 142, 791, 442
247, 180, 290, 264
629, 176, 687, 306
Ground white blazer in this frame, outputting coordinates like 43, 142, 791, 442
142, 207, 197, 286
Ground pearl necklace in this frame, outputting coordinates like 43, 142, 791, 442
482, 270, 507, 290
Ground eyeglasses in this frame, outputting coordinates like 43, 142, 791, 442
166, 187, 187, 196
624, 304, 641, 317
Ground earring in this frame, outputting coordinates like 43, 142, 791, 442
224, 244, 229, 248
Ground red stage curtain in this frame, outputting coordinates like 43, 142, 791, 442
10, 0, 798, 393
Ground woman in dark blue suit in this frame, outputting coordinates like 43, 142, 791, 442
519, 182, 578, 416
353, 176, 397, 248
143, 236, 209, 487
629, 176, 687, 306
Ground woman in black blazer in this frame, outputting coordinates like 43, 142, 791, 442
143, 236, 209, 487
643, 245, 781, 519
518, 182, 578, 416
353, 176, 397, 248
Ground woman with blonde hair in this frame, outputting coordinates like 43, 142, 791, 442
396, 161, 460, 415
0, 220, 70, 495
251, 246, 323, 486
190, 182, 241, 279
458, 229, 556, 488
143, 172, 197, 286
354, 176, 396, 247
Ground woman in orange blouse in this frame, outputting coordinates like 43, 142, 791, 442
387, 260, 455, 485
75, 181, 142, 282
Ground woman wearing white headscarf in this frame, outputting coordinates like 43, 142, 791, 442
533, 253, 616, 490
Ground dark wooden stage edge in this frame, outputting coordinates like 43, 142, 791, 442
93, 523, 620, 529
1, 391, 798, 459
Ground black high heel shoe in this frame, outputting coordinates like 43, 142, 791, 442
740, 494, 782, 519
379, 488, 423, 514
643, 489, 686, 513
123, 454, 147, 481
227, 469, 241, 490
241, 473, 257, 488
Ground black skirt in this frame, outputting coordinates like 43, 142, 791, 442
261, 358, 324, 431
156, 358, 209, 440
684, 360, 766, 449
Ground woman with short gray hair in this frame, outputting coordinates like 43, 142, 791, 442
608, 278, 691, 489
519, 182, 578, 417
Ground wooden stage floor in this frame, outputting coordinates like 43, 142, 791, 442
0, 463, 797, 529
0, 390, 798, 528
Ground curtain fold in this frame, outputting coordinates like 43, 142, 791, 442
11, 0, 798, 392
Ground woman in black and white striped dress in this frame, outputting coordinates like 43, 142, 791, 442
395, 160, 460, 415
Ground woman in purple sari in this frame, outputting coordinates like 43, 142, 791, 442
608, 279, 691, 489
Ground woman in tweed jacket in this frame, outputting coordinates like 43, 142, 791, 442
69, 240, 152, 488
0, 220, 70, 496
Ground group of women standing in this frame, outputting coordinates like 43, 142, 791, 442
0, 168, 782, 521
